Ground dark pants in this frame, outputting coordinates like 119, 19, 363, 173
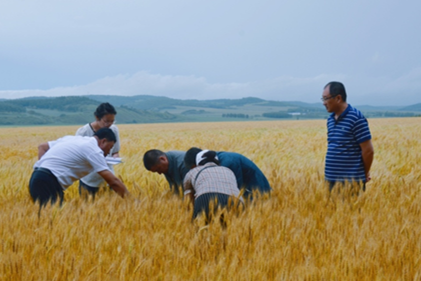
78, 180, 100, 199
328, 180, 366, 193
29, 168, 64, 208
193, 192, 243, 222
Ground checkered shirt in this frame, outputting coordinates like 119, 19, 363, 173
183, 162, 241, 199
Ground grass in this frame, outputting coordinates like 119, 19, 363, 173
1, 118, 420, 280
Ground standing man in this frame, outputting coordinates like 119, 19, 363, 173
322, 81, 374, 191
29, 128, 129, 208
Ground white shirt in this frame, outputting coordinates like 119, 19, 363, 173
75, 123, 120, 187
34, 136, 110, 189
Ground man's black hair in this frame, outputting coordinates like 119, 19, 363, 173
184, 147, 202, 169
324, 81, 347, 102
143, 149, 166, 170
94, 127, 116, 142
94, 102, 117, 119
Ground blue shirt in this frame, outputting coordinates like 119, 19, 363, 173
164, 151, 272, 197
325, 104, 372, 183
217, 152, 272, 197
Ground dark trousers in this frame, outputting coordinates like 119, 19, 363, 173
29, 168, 64, 208
79, 180, 100, 199
193, 192, 243, 222
328, 180, 366, 193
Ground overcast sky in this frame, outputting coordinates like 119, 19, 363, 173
1, 0, 420, 106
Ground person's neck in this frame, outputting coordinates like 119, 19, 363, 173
334, 102, 348, 120
90, 121, 101, 132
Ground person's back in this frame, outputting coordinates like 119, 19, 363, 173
217, 151, 271, 198
35, 135, 106, 188
183, 149, 243, 221
187, 162, 240, 199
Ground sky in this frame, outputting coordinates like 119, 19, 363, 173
1, 0, 420, 106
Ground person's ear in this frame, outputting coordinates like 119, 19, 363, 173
99, 138, 106, 147
159, 156, 168, 164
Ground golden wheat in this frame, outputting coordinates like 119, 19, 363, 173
1, 118, 420, 280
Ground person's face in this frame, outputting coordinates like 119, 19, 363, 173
321, 86, 340, 113
149, 156, 169, 174
98, 139, 115, 156
96, 114, 115, 128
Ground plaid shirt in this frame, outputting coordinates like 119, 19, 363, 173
183, 162, 241, 199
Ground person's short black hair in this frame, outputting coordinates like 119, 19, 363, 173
324, 81, 347, 102
184, 147, 202, 169
143, 149, 166, 170
94, 128, 116, 142
94, 102, 117, 119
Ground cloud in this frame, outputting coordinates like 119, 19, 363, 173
1, 71, 344, 103
1, 70, 420, 106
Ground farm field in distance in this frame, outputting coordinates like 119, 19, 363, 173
1, 118, 420, 280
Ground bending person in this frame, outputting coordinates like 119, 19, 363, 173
185, 148, 272, 199
183, 149, 243, 221
143, 150, 190, 195
29, 128, 129, 209
143, 148, 271, 199
76, 102, 121, 198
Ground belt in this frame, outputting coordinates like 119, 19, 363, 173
34, 167, 54, 176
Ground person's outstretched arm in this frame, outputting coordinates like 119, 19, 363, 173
98, 170, 130, 198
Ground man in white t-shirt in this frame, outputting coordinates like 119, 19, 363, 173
29, 128, 129, 208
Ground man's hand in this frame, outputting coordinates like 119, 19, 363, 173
366, 171, 371, 183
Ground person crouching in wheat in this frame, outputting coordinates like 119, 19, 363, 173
183, 148, 244, 224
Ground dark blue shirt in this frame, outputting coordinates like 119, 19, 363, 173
325, 104, 371, 183
217, 152, 272, 197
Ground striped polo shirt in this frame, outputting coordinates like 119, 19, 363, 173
325, 104, 371, 183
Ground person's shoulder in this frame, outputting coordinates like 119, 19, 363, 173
166, 150, 186, 158
348, 105, 366, 119
76, 123, 92, 136
110, 124, 120, 133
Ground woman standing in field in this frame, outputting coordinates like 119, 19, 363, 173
76, 102, 121, 199
183, 148, 243, 222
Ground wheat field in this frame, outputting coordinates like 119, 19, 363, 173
0, 118, 420, 280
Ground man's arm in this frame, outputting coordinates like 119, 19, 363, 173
112, 152, 120, 157
360, 139, 374, 182
183, 177, 195, 206
98, 170, 129, 198
38, 143, 50, 159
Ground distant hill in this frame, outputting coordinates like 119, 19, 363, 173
399, 103, 421, 112
0, 95, 420, 126
86, 95, 268, 110
0, 96, 180, 126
